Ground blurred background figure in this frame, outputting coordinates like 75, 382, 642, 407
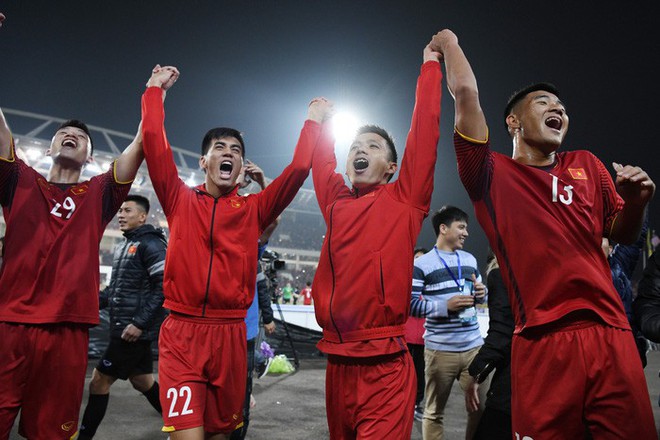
467, 251, 514, 440
603, 215, 649, 366
406, 247, 428, 421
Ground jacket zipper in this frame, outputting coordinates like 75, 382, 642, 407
109, 239, 129, 317
327, 201, 342, 342
201, 197, 219, 316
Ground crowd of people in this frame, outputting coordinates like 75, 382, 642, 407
1, 9, 660, 440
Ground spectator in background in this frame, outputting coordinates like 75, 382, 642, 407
301, 281, 313, 305
466, 251, 514, 440
78, 194, 167, 439
411, 206, 488, 439
603, 215, 649, 366
634, 251, 660, 347
406, 246, 428, 422
634, 249, 660, 408
281, 282, 294, 304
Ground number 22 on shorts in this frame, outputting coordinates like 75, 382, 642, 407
167, 386, 194, 417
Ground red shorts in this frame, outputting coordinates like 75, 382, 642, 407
511, 320, 656, 439
0, 322, 89, 440
158, 314, 247, 434
325, 351, 415, 440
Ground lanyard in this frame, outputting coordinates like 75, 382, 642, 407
433, 246, 464, 292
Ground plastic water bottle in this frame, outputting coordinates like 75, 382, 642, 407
458, 279, 477, 324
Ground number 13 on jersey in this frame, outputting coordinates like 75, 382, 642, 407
551, 175, 573, 206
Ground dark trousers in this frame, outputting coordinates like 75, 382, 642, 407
473, 407, 512, 440
407, 343, 425, 407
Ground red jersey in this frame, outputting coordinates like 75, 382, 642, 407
0, 139, 131, 324
141, 87, 319, 318
454, 131, 627, 333
311, 62, 442, 357
301, 287, 313, 305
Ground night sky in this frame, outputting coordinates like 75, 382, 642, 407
1, 1, 658, 261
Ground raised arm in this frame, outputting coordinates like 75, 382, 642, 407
256, 98, 332, 231
392, 42, 442, 210
430, 29, 487, 142
431, 30, 492, 201
112, 122, 143, 184
140, 65, 182, 214
310, 99, 350, 220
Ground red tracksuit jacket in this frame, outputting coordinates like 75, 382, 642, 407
142, 87, 320, 318
311, 62, 442, 356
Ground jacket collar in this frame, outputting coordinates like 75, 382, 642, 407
194, 183, 240, 199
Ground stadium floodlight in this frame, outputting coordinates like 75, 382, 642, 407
333, 111, 360, 145
332, 111, 362, 164
26, 148, 42, 161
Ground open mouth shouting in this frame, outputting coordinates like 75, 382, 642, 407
62, 138, 77, 148
219, 160, 234, 179
353, 157, 369, 172
545, 115, 563, 131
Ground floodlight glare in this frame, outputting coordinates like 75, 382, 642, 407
333, 111, 360, 145
26, 148, 42, 161
86, 162, 102, 174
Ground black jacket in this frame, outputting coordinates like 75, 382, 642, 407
468, 268, 514, 413
634, 251, 660, 343
257, 262, 274, 325
100, 224, 167, 341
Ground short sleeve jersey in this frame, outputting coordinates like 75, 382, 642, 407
0, 139, 131, 325
454, 131, 627, 333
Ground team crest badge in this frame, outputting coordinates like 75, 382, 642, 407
230, 199, 244, 209
128, 245, 138, 254
568, 168, 588, 180
71, 184, 89, 195
61, 421, 75, 431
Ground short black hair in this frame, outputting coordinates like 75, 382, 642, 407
414, 247, 428, 256
356, 124, 397, 164
431, 205, 469, 237
504, 82, 560, 131
124, 194, 150, 214
57, 119, 94, 154
201, 127, 245, 157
